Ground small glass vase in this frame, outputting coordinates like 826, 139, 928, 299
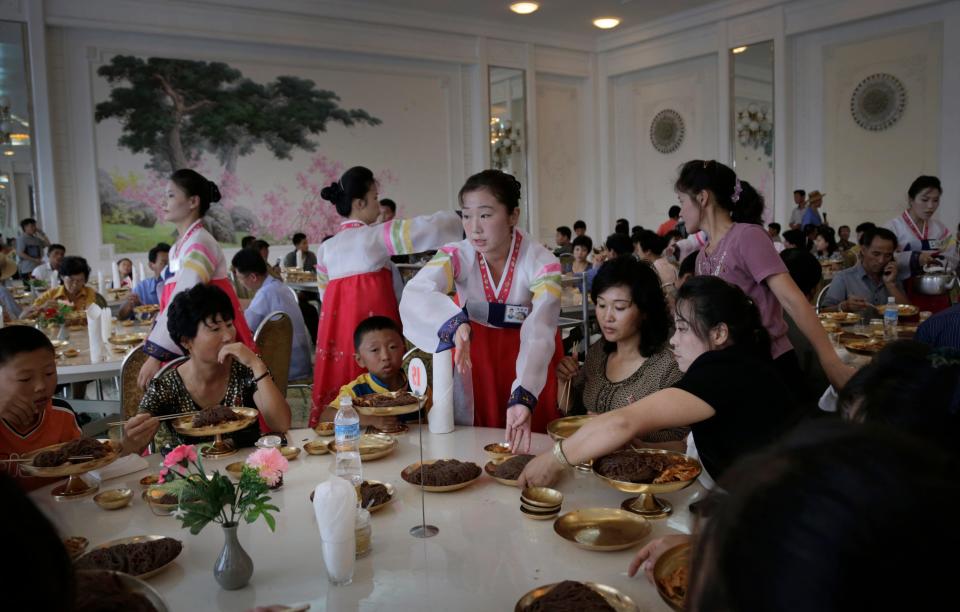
213, 522, 253, 590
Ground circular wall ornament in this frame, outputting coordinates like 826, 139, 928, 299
850, 73, 906, 131
650, 109, 685, 154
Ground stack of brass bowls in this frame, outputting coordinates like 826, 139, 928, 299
520, 486, 563, 520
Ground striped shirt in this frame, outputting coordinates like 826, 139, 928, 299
915, 304, 960, 351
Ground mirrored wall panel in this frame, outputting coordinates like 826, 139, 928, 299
0, 19, 35, 241
731, 41, 774, 215
489, 67, 528, 230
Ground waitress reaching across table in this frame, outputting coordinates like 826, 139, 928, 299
400, 170, 564, 453
137, 169, 256, 389
307, 166, 462, 426
884, 176, 955, 313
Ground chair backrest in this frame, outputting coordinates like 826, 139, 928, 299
156, 355, 189, 379
119, 345, 150, 419
254, 311, 293, 395
815, 281, 832, 314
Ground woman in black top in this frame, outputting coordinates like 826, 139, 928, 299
519, 276, 803, 488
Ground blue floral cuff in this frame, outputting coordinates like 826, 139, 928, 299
143, 340, 180, 362
509, 386, 537, 412
437, 310, 469, 352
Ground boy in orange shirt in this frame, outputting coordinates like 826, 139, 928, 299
0, 326, 82, 490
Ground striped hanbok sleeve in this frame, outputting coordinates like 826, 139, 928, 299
399, 244, 467, 353
381, 211, 463, 256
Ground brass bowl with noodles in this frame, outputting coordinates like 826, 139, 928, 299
839, 334, 885, 356
515, 581, 639, 612
142, 488, 179, 516
400, 459, 483, 492
553, 508, 652, 551
654, 541, 691, 611
874, 303, 920, 317
592, 448, 702, 519
171, 407, 258, 438
79, 535, 183, 580
326, 433, 397, 461
75, 570, 170, 612
485, 459, 520, 487
819, 311, 860, 324
94, 488, 133, 510
303, 439, 330, 455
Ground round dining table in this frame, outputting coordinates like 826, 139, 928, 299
32, 426, 703, 611
54, 320, 152, 384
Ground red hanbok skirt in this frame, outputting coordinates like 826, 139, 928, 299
468, 323, 563, 433
310, 268, 400, 425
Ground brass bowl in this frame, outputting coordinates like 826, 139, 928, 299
484, 442, 514, 460
874, 303, 920, 317
62, 348, 80, 358
654, 541, 691, 612
76, 570, 170, 612
521, 486, 563, 509
315, 422, 335, 437
515, 582, 639, 612
304, 439, 330, 455
139, 474, 161, 488
280, 446, 301, 461
225, 461, 245, 480
546, 415, 594, 441
839, 333, 885, 356
171, 406, 259, 437
593, 448, 702, 519
326, 433, 397, 461
553, 508, 652, 551
519, 505, 559, 521
485, 460, 520, 487
108, 332, 149, 346
94, 488, 133, 510
142, 488, 178, 515
80, 535, 182, 580
400, 460, 482, 492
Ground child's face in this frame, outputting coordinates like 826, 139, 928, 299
119, 260, 132, 276
355, 329, 405, 381
573, 246, 589, 262
0, 348, 58, 413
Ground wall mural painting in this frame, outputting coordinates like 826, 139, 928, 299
94, 55, 387, 252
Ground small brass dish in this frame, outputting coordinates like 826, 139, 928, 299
139, 474, 160, 488
225, 461, 244, 479
304, 439, 330, 455
315, 422, 335, 436
94, 488, 133, 510
280, 446, 300, 461
520, 505, 559, 521
484, 442, 514, 460
521, 486, 564, 508
654, 541, 691, 611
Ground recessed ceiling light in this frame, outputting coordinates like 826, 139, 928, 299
2, 150, 13, 156
732, 46, 748, 54
510, 2, 539, 14
593, 17, 621, 29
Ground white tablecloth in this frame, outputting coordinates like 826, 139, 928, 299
32, 427, 702, 611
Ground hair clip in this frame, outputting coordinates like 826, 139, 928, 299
731, 179, 742, 204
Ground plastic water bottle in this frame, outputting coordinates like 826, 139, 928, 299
334, 396, 363, 487
883, 297, 899, 339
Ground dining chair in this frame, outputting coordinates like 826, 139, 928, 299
254, 311, 293, 396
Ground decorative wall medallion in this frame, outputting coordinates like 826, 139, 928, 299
649, 109, 685, 154
850, 73, 906, 131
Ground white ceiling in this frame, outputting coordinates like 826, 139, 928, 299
337, 0, 719, 36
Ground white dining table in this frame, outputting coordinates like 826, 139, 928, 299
54, 321, 152, 384
32, 426, 703, 612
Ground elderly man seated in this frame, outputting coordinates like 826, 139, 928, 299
820, 227, 909, 315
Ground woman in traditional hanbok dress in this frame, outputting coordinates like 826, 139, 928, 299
308, 166, 462, 426
400, 170, 564, 452
884, 176, 954, 313
137, 169, 255, 389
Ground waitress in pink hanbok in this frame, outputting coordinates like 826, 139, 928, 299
308, 166, 461, 425
884, 175, 954, 313
137, 169, 256, 388
400, 170, 564, 453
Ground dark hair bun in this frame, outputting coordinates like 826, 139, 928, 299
208, 181, 222, 204
320, 182, 344, 204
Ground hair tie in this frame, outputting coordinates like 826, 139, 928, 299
731, 179, 742, 204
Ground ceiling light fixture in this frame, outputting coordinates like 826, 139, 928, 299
3, 150, 13, 156
592, 17, 621, 29
732, 46, 748, 54
510, 2, 539, 14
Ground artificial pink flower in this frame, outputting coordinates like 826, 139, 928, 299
245, 448, 289, 487
163, 444, 198, 469
158, 467, 169, 483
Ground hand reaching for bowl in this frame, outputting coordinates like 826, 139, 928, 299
628, 534, 692, 582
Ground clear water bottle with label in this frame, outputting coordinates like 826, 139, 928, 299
334, 396, 363, 487
883, 296, 899, 339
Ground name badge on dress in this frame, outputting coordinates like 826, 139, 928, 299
922, 238, 941, 251
504, 304, 530, 324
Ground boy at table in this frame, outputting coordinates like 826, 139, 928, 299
0, 326, 155, 490
311, 316, 429, 430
